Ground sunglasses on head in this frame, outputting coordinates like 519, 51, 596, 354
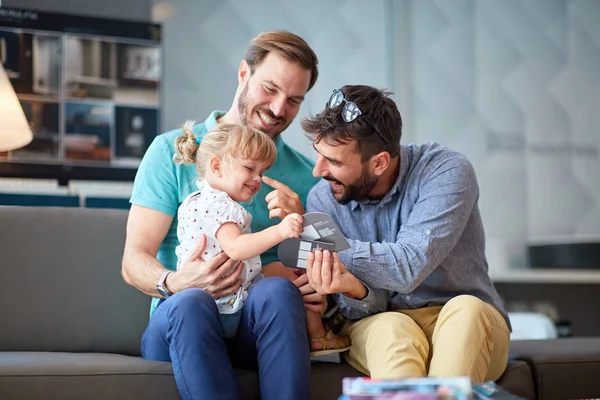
327, 89, 388, 145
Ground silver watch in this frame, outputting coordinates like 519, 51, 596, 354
157, 270, 173, 298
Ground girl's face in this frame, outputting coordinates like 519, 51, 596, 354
220, 156, 272, 203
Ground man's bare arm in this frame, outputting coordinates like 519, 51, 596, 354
122, 204, 244, 298
122, 204, 173, 297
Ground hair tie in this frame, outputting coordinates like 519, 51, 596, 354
195, 136, 201, 144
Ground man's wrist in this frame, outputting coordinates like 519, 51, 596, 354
290, 199, 305, 216
156, 270, 174, 298
164, 270, 177, 294
342, 277, 367, 300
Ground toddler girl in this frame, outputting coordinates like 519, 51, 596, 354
173, 122, 350, 355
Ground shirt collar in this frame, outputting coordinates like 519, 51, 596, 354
350, 145, 410, 210
198, 110, 225, 134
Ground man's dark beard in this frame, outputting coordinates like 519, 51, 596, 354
325, 165, 378, 205
237, 82, 287, 138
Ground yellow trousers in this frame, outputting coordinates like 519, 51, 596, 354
343, 295, 510, 384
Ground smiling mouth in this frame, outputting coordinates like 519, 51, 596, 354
325, 177, 343, 187
257, 110, 280, 127
245, 183, 258, 192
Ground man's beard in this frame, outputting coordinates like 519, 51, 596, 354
324, 165, 378, 205
237, 82, 289, 138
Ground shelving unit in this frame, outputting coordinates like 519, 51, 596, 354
490, 268, 600, 284
0, 7, 162, 184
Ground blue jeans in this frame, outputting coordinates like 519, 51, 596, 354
141, 277, 311, 400
220, 310, 242, 338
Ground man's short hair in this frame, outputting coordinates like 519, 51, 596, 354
301, 85, 402, 161
244, 31, 319, 92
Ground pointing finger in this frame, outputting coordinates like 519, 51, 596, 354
262, 176, 294, 196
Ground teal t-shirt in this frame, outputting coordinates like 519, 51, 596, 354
130, 111, 319, 315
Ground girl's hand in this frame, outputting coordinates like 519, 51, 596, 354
277, 213, 304, 239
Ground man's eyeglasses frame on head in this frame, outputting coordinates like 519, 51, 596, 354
326, 89, 388, 145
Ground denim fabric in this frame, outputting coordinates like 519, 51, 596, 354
141, 277, 310, 400
219, 311, 242, 338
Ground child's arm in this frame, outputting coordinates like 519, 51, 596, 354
216, 213, 303, 261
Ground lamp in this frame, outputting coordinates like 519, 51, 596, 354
0, 63, 33, 151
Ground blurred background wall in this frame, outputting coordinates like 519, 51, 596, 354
394, 0, 600, 270
3, 0, 600, 334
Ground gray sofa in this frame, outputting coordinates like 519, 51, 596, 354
0, 206, 599, 400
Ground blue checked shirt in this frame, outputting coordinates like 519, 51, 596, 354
306, 142, 510, 328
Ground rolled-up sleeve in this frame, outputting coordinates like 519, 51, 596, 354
335, 283, 389, 320
338, 153, 479, 293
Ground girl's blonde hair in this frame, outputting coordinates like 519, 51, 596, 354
173, 120, 277, 177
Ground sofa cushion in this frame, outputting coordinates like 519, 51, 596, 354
0, 352, 363, 400
0, 207, 149, 355
496, 360, 535, 400
310, 362, 364, 399
0, 352, 178, 400
510, 338, 600, 400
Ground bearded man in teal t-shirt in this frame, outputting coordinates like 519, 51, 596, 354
122, 31, 321, 400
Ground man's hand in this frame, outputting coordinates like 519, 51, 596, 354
263, 176, 304, 219
306, 250, 367, 299
293, 271, 327, 316
168, 234, 244, 299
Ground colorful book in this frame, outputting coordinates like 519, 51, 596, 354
339, 376, 472, 400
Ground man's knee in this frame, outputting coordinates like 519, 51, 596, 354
166, 288, 218, 317
143, 289, 219, 356
438, 295, 504, 330
248, 277, 303, 309
442, 295, 491, 323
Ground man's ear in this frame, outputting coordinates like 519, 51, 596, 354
371, 151, 391, 177
209, 156, 223, 177
238, 60, 250, 86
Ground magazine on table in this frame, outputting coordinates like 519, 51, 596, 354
339, 376, 472, 400
337, 377, 527, 400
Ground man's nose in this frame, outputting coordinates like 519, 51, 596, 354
313, 156, 326, 178
270, 96, 286, 117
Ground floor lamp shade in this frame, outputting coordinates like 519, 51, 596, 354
0, 63, 33, 151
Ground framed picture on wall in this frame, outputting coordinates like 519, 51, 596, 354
114, 106, 158, 165
0, 7, 162, 184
